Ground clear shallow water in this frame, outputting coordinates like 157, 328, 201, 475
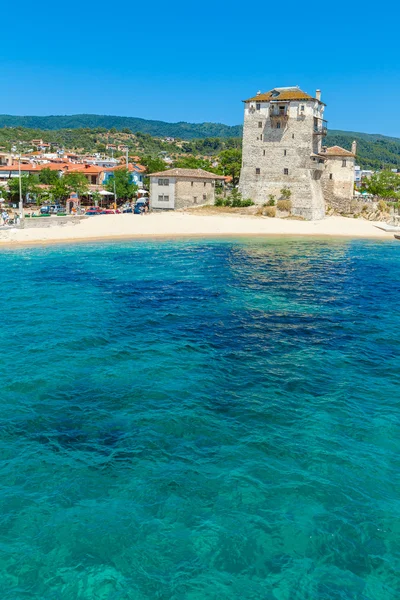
0, 237, 399, 600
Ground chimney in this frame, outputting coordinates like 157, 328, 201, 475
256, 90, 261, 96
316, 89, 321, 101
351, 140, 357, 155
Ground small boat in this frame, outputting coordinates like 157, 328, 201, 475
395, 234, 400, 241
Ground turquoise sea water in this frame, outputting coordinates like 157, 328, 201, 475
0, 237, 399, 600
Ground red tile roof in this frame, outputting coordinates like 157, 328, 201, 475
104, 162, 146, 173
322, 146, 355, 157
0, 163, 40, 171
67, 164, 104, 174
244, 86, 323, 104
36, 163, 70, 170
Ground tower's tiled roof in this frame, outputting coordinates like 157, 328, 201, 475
244, 86, 318, 103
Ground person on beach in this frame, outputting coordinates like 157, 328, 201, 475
2, 210, 9, 225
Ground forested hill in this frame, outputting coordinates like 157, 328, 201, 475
0, 114, 399, 169
0, 114, 242, 139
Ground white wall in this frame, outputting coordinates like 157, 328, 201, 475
150, 177, 176, 210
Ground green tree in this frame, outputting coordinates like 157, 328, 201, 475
8, 174, 40, 203
105, 169, 138, 200
216, 149, 242, 186
49, 178, 69, 201
64, 173, 89, 197
39, 168, 60, 185
49, 173, 89, 201
91, 191, 102, 206
140, 155, 167, 174
173, 156, 213, 170
364, 171, 400, 198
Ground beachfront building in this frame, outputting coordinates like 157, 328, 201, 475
148, 168, 225, 210
238, 86, 356, 219
320, 144, 356, 211
102, 163, 146, 188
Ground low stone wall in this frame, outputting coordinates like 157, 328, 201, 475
22, 216, 87, 229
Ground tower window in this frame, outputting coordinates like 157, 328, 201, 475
258, 121, 262, 128
277, 122, 281, 129
342, 160, 347, 167
329, 173, 333, 180
256, 103, 261, 110
301, 105, 305, 111
203, 194, 207, 200
260, 134, 262, 141
292, 134, 295, 139
284, 168, 289, 175
191, 181, 194, 186
263, 150, 266, 156
256, 168, 260, 175
284, 150, 287, 156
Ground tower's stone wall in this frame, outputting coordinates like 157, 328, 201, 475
239, 94, 327, 220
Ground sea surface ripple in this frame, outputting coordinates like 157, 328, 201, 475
0, 237, 399, 599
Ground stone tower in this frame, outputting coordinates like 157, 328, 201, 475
239, 86, 327, 220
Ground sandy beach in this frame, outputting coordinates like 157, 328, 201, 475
0, 212, 394, 246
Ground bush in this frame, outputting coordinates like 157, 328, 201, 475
264, 206, 276, 217
277, 199, 292, 212
215, 191, 254, 208
267, 194, 276, 206
280, 187, 292, 200
377, 199, 388, 212
231, 197, 254, 207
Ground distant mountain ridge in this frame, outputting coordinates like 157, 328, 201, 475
0, 114, 399, 169
0, 114, 242, 139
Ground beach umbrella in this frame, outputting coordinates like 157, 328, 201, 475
99, 190, 115, 196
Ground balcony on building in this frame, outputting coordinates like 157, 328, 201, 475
313, 118, 328, 136
269, 102, 289, 120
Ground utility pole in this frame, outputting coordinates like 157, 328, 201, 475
18, 153, 23, 219
12, 144, 24, 221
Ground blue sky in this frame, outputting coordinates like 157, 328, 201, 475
2, 0, 399, 136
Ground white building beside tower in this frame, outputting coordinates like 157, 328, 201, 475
238, 86, 355, 220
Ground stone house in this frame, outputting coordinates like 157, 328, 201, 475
320, 144, 356, 212
148, 168, 225, 210
238, 86, 356, 219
